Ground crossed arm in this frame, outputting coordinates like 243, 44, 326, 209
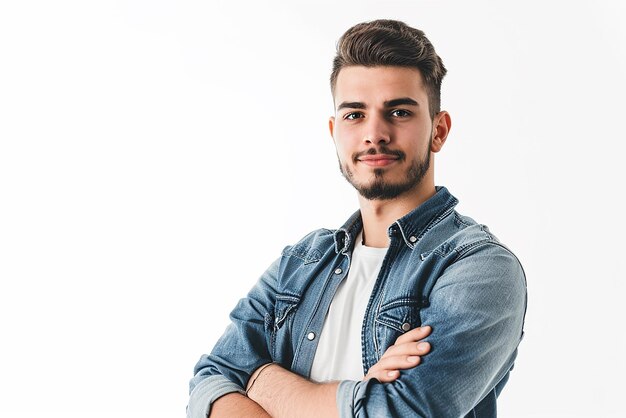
210, 326, 433, 418
191, 245, 526, 417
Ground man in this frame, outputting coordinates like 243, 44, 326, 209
188, 19, 526, 418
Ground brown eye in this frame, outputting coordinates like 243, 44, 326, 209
344, 112, 364, 120
390, 109, 411, 118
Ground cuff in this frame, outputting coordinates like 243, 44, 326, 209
336, 379, 371, 418
187, 375, 245, 418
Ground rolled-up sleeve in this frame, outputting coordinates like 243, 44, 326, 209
187, 375, 245, 418
337, 243, 527, 418
187, 256, 282, 417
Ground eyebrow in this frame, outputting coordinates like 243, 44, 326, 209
384, 97, 418, 108
336, 97, 419, 111
337, 101, 366, 110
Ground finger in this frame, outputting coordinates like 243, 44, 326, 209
369, 354, 422, 376
394, 325, 431, 345
364, 353, 423, 383
364, 369, 401, 383
383, 340, 431, 358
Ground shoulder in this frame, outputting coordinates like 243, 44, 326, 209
280, 228, 337, 264
432, 211, 520, 263
424, 216, 527, 335
427, 211, 526, 293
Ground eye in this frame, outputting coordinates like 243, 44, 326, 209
390, 109, 411, 118
344, 112, 364, 121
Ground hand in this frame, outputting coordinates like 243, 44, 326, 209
363, 325, 432, 383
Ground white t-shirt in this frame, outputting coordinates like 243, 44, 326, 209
309, 233, 387, 382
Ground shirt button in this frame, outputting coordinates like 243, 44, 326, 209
307, 332, 316, 340
401, 322, 411, 332
409, 236, 417, 243
334, 268, 342, 275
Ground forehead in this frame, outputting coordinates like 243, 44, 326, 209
334, 66, 427, 105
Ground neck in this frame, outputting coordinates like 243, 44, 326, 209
358, 179, 436, 248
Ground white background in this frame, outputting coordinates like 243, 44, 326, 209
1, 1, 625, 417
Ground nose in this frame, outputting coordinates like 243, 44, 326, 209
363, 115, 391, 146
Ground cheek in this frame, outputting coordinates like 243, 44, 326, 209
407, 128, 432, 152
335, 144, 351, 165
333, 131, 356, 159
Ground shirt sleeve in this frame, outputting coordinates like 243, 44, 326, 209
336, 242, 527, 418
187, 256, 281, 418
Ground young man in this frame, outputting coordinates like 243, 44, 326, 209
188, 19, 527, 418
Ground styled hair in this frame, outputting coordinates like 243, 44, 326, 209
330, 20, 447, 119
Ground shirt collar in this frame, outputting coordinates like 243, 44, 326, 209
333, 186, 459, 253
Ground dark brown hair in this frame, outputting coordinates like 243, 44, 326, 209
330, 20, 447, 119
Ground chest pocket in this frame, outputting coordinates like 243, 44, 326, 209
267, 293, 301, 361
374, 297, 428, 358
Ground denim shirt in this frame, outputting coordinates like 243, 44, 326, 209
188, 186, 527, 418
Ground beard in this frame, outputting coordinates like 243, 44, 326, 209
338, 140, 431, 200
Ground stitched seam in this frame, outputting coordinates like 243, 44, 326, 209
454, 239, 491, 257
378, 298, 419, 312
415, 205, 456, 243
374, 318, 404, 332
291, 263, 340, 367
479, 224, 494, 240
454, 212, 473, 227
287, 253, 318, 263
283, 246, 321, 264
276, 294, 300, 303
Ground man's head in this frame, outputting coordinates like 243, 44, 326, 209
329, 20, 451, 201
330, 19, 447, 119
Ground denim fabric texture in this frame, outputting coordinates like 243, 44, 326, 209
188, 186, 527, 418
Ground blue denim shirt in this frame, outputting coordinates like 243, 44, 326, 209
188, 186, 527, 418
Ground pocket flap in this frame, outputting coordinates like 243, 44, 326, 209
375, 298, 428, 332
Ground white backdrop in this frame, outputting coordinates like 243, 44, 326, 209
1, 1, 625, 417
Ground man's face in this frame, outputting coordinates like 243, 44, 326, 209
330, 66, 435, 200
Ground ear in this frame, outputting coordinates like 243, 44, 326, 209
329, 116, 336, 142
430, 111, 451, 153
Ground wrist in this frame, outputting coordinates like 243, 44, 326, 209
246, 364, 339, 418
246, 363, 276, 396
246, 364, 291, 416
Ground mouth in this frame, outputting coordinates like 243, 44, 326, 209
357, 154, 400, 167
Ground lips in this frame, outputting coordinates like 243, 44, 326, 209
357, 154, 400, 167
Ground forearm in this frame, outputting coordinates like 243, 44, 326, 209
247, 364, 339, 418
209, 392, 271, 418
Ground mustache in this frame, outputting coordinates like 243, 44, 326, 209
352, 146, 406, 163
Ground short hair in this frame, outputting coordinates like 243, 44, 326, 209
330, 19, 447, 119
